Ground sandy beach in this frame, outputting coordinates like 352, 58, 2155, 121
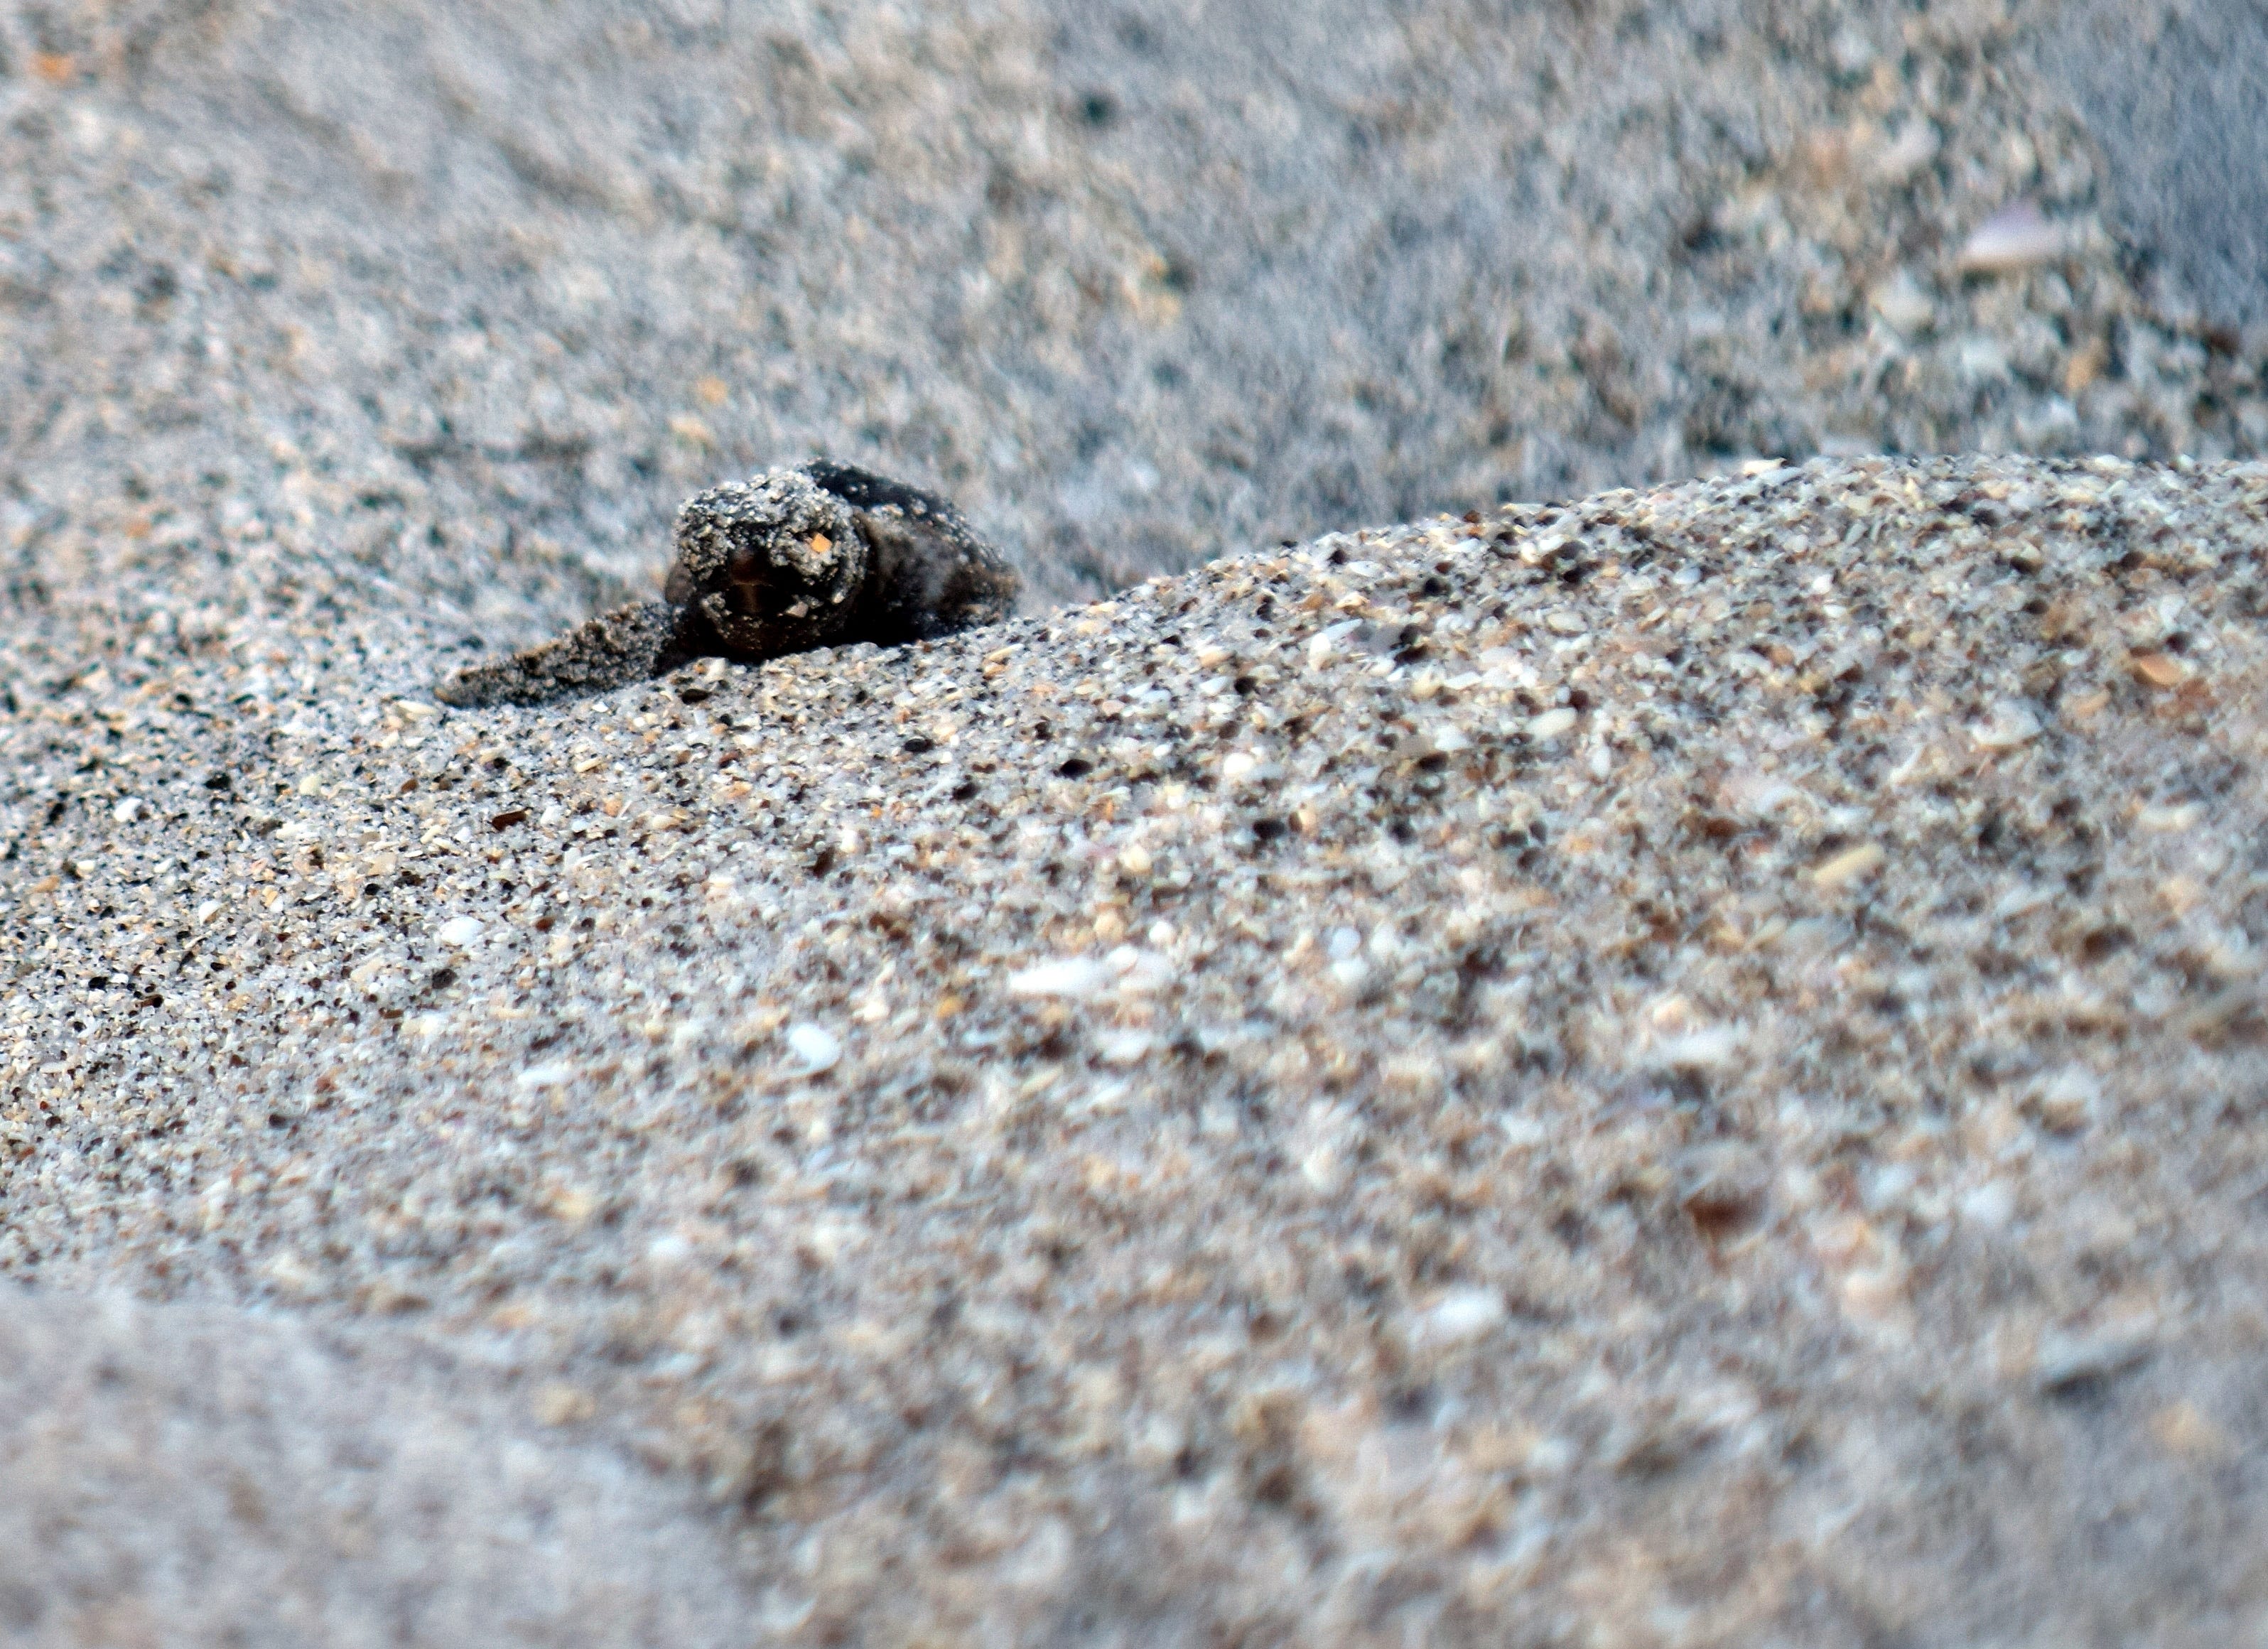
3, 2, 2266, 1643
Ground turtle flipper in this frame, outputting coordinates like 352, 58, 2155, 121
435, 601, 706, 708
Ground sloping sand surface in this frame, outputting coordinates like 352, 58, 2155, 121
6, 454, 2267, 1643
0, 1285, 756, 1645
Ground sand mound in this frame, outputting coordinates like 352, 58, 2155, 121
5, 454, 2266, 1642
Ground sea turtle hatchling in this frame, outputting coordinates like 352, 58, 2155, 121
436, 460, 1019, 708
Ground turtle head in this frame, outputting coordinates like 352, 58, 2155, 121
668, 468, 867, 656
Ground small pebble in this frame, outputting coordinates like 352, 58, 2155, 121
1956, 200, 2067, 275
1810, 841, 1885, 889
780, 1023, 842, 1076
1419, 1287, 1508, 1346
1006, 957, 1115, 1000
